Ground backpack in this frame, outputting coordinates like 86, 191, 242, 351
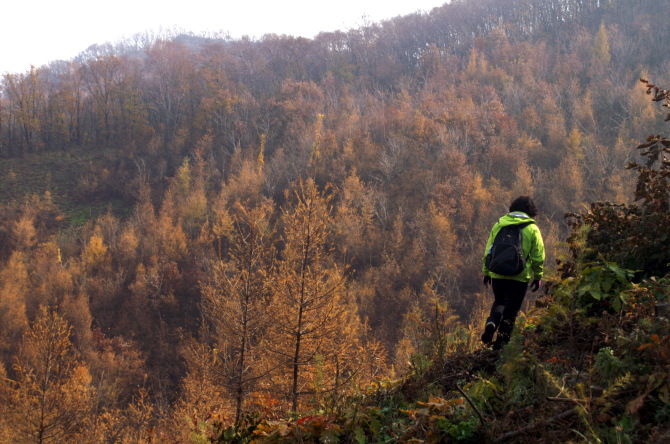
485, 221, 534, 276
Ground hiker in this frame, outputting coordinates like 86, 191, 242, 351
481, 196, 545, 350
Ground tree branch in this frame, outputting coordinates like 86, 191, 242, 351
493, 409, 578, 443
455, 384, 485, 425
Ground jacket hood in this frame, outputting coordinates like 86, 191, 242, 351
497, 211, 535, 227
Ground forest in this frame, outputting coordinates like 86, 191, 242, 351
0, 0, 669, 441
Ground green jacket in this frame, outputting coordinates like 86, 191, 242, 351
482, 211, 545, 282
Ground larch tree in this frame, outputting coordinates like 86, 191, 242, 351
592, 21, 612, 67
333, 170, 379, 269
395, 277, 461, 374
268, 178, 362, 413
201, 197, 275, 423
0, 251, 30, 362
1, 307, 93, 443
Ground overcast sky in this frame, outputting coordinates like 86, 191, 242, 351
1, 0, 446, 75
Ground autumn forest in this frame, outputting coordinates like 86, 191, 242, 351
0, 0, 669, 442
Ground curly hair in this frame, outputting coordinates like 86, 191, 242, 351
509, 196, 538, 218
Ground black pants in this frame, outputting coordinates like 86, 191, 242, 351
487, 278, 528, 347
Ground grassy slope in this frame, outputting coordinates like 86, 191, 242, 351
0, 148, 129, 224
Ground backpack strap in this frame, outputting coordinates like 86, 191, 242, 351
515, 221, 534, 229
515, 221, 534, 259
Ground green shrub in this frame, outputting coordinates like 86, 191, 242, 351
595, 347, 626, 382
574, 260, 635, 313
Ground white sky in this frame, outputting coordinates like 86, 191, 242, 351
1, 0, 446, 75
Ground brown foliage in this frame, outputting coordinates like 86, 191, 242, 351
268, 178, 363, 413
0, 307, 94, 443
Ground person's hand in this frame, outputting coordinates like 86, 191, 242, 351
530, 279, 542, 292
482, 275, 492, 288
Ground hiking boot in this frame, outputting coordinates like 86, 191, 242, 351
481, 321, 496, 344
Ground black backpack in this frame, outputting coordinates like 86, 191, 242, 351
485, 221, 534, 276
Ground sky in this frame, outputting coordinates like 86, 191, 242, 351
1, 0, 446, 75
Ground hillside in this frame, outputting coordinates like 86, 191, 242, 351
0, 0, 669, 442
214, 87, 670, 440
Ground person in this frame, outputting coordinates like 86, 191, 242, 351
481, 196, 545, 350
